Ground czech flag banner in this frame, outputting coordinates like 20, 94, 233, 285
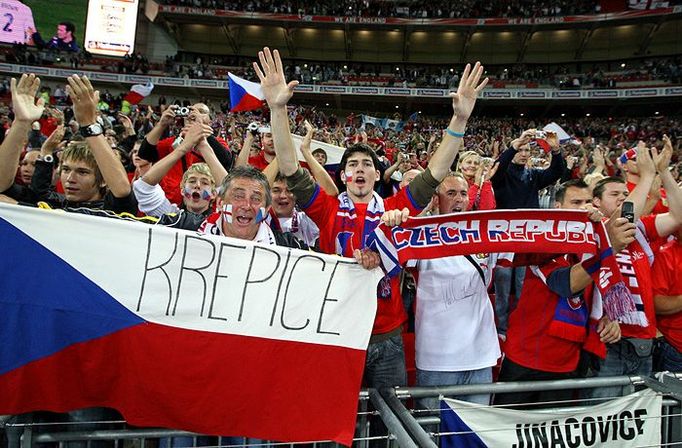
440, 390, 661, 447
0, 203, 381, 446
228, 73, 265, 112
123, 81, 154, 105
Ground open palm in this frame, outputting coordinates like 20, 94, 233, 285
253, 47, 299, 108
451, 62, 488, 120
11, 74, 44, 122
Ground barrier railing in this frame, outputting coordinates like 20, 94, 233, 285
6, 375, 682, 447
384, 374, 682, 447
3, 390, 417, 448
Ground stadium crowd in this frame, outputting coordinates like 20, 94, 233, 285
1, 45, 682, 445
158, 0, 603, 18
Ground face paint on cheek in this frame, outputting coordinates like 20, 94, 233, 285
344, 170, 353, 183
221, 204, 233, 223
200, 188, 214, 200
255, 207, 267, 223
181, 186, 193, 199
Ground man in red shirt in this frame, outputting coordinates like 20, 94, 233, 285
495, 180, 626, 407
589, 138, 682, 399
653, 230, 682, 371
254, 46, 488, 388
620, 143, 668, 215
247, 126, 275, 171
138, 104, 233, 206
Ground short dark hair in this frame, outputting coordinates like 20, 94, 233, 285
592, 176, 625, 200
555, 179, 589, 204
338, 143, 379, 173
59, 22, 76, 35
311, 147, 327, 161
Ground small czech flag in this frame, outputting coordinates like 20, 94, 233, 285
619, 148, 637, 164
228, 73, 265, 112
123, 81, 154, 105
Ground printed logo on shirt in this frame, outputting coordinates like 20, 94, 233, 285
377, 275, 392, 300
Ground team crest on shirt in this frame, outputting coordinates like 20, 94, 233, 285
567, 295, 583, 310
475, 253, 488, 259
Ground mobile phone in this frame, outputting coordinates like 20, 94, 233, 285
621, 201, 635, 223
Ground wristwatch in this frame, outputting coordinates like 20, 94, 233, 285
80, 122, 104, 138
40, 154, 54, 164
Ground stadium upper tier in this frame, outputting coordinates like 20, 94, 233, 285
146, 0, 682, 66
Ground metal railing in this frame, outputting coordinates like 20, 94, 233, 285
6, 375, 682, 447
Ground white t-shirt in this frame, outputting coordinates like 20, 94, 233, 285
411, 253, 503, 372
0, 0, 35, 45
278, 211, 319, 247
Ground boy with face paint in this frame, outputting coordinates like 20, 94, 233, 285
133, 121, 229, 230
254, 47, 488, 389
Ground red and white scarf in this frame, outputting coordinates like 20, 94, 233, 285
367, 209, 645, 326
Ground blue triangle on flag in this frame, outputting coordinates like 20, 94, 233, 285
440, 399, 489, 448
0, 217, 144, 376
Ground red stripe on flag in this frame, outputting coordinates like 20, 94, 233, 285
0, 323, 366, 445
123, 91, 145, 105
231, 95, 264, 112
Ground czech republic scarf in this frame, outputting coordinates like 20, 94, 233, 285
368, 209, 644, 327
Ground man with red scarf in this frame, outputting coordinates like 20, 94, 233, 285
254, 46, 489, 389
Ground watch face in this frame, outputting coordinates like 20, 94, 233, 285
83, 123, 103, 136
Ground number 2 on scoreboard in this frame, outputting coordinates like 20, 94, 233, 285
3, 13, 13, 33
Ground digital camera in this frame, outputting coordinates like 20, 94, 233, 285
176, 106, 191, 117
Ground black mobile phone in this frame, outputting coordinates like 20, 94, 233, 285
621, 201, 635, 223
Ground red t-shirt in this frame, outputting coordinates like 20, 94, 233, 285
505, 260, 586, 373
156, 137, 206, 206
301, 185, 423, 335
618, 215, 659, 339
652, 239, 682, 352
248, 151, 271, 171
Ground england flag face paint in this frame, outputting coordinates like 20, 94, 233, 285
221, 204, 233, 223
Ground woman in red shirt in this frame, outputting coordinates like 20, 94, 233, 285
457, 150, 497, 210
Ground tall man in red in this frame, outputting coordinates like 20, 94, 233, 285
254, 47, 488, 388
653, 228, 682, 371
590, 137, 682, 398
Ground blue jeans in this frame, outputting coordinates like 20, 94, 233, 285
364, 334, 407, 389
658, 338, 682, 373
588, 338, 653, 400
416, 367, 492, 412
494, 266, 525, 336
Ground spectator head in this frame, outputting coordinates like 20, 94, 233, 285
187, 103, 211, 126
338, 143, 381, 201
554, 179, 591, 210
131, 141, 149, 170
457, 151, 480, 181
592, 177, 628, 216
19, 151, 40, 185
181, 163, 216, 214
512, 144, 531, 166
399, 169, 421, 189
260, 127, 275, 155
59, 142, 106, 203
271, 173, 296, 218
434, 172, 469, 215
31, 122, 40, 131
312, 148, 327, 166
218, 165, 271, 240
57, 22, 76, 41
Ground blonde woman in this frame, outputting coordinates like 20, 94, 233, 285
457, 150, 497, 210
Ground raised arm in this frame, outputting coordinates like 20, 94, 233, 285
0, 74, 44, 192
142, 122, 212, 186
253, 47, 300, 177
426, 62, 488, 182
625, 141, 656, 222
300, 120, 338, 195
66, 75, 131, 199
236, 131, 255, 167
652, 135, 682, 237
